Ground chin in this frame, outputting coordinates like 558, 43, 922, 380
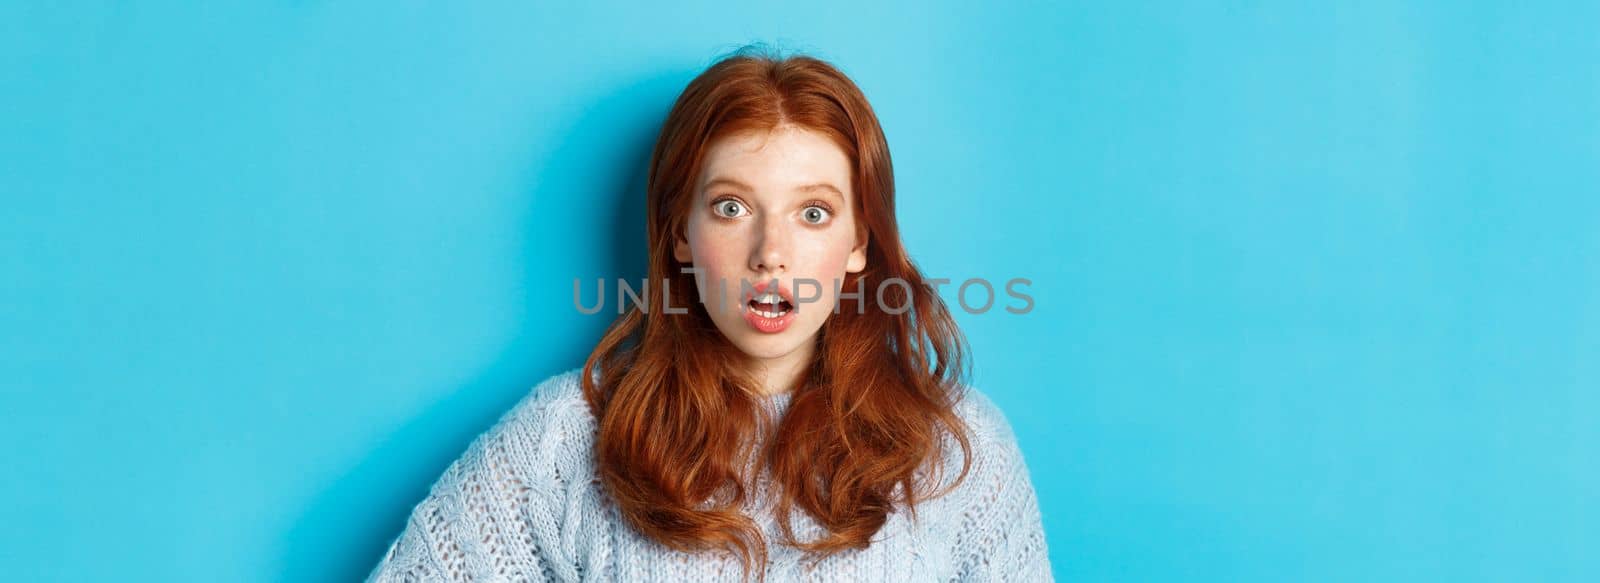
728, 335, 806, 360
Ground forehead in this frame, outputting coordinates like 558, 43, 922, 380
697, 126, 852, 195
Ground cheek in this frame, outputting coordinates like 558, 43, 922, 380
792, 232, 858, 310
799, 231, 856, 277
686, 226, 747, 297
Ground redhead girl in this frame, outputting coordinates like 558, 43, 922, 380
367, 49, 1053, 582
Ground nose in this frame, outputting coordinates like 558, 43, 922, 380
749, 211, 789, 276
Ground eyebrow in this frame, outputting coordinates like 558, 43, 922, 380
702, 177, 846, 203
797, 182, 846, 201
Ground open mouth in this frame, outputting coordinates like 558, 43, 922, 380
746, 292, 794, 318
742, 281, 797, 333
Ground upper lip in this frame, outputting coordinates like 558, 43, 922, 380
745, 279, 794, 306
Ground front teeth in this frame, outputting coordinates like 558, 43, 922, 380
750, 291, 789, 318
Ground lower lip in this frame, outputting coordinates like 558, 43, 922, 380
743, 303, 796, 334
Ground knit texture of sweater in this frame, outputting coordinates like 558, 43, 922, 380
365, 368, 1053, 582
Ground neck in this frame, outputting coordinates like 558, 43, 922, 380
748, 337, 816, 396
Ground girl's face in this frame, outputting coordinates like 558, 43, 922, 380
675, 125, 868, 366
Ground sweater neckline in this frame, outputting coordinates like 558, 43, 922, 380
759, 390, 794, 415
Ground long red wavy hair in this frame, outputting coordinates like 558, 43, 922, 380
581, 48, 975, 580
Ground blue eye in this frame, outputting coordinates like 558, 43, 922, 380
801, 205, 832, 225
713, 199, 747, 218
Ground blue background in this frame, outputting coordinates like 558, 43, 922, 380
4, 2, 1597, 581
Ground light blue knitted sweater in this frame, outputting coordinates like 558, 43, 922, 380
366, 368, 1053, 582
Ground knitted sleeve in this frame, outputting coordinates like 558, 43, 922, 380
949, 391, 1055, 582
365, 373, 593, 582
